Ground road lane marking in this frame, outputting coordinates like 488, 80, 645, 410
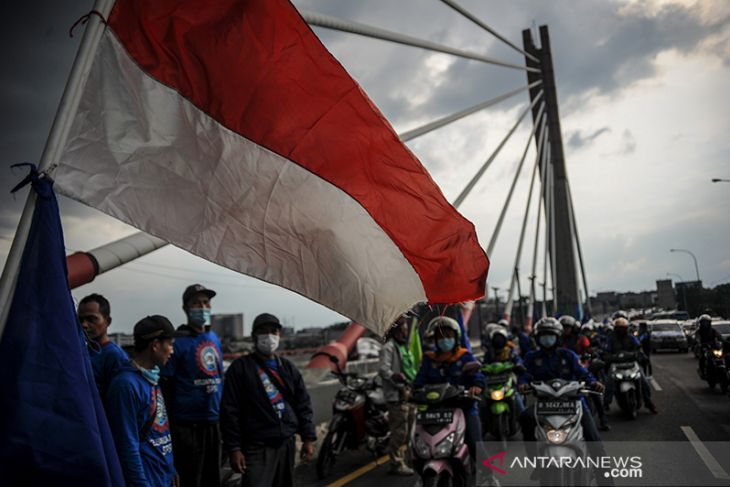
325, 454, 391, 487
649, 376, 662, 391
681, 426, 730, 480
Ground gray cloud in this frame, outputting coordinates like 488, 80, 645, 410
567, 127, 611, 150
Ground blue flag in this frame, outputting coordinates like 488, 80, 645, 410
0, 167, 124, 485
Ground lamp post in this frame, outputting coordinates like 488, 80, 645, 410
711, 178, 730, 183
492, 287, 500, 320
669, 249, 701, 283
666, 273, 688, 311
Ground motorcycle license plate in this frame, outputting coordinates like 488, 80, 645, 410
417, 409, 454, 425
537, 401, 575, 415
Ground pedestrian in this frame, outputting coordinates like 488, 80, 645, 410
106, 315, 181, 487
78, 293, 129, 399
160, 284, 224, 487
220, 313, 317, 487
378, 315, 417, 476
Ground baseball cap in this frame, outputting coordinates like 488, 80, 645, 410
182, 284, 216, 305
133, 315, 181, 341
252, 313, 282, 333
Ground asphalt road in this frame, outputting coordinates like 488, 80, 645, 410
296, 352, 730, 487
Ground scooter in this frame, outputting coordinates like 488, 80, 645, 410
606, 351, 643, 419
410, 383, 478, 487
316, 355, 390, 479
700, 342, 729, 393
525, 379, 601, 486
480, 361, 520, 441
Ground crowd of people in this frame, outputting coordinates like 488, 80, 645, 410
79, 284, 316, 487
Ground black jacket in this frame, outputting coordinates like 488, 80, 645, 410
220, 354, 316, 451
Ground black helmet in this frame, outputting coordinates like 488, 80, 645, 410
559, 315, 577, 331
698, 314, 712, 327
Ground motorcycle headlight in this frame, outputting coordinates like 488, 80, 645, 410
615, 373, 623, 380
414, 435, 430, 458
712, 349, 723, 358
491, 389, 505, 401
546, 429, 568, 445
434, 432, 455, 458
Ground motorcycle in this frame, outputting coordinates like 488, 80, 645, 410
316, 356, 390, 479
699, 342, 729, 393
606, 351, 643, 419
479, 361, 520, 441
580, 353, 606, 419
525, 379, 601, 486
410, 383, 479, 487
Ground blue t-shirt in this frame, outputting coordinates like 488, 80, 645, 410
161, 329, 223, 422
106, 367, 175, 487
89, 340, 128, 399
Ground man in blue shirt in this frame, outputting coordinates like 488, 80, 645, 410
161, 284, 224, 487
221, 313, 316, 487
106, 315, 180, 487
517, 317, 604, 442
78, 293, 129, 399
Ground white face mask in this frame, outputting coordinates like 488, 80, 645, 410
256, 334, 280, 355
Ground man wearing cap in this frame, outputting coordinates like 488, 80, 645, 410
160, 284, 224, 487
106, 315, 180, 487
221, 313, 317, 487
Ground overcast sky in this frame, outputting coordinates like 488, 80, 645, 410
1, 0, 729, 334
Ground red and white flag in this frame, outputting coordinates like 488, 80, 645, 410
53, 0, 489, 335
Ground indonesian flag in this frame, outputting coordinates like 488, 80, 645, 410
53, 0, 489, 335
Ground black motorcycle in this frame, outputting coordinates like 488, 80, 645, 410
316, 355, 390, 479
699, 342, 729, 393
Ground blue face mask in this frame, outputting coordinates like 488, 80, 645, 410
437, 338, 456, 352
189, 308, 211, 326
140, 365, 161, 385
538, 334, 557, 349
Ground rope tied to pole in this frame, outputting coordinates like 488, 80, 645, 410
69, 10, 107, 38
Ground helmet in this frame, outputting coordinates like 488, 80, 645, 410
612, 310, 629, 321
698, 314, 712, 327
581, 322, 595, 333
534, 317, 563, 337
426, 316, 461, 339
489, 327, 509, 348
559, 315, 577, 330
497, 319, 509, 328
614, 317, 629, 328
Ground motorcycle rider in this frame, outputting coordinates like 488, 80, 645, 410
413, 316, 484, 461
603, 318, 658, 414
696, 314, 722, 379
517, 317, 605, 442
378, 315, 417, 476
482, 326, 526, 414
560, 316, 610, 432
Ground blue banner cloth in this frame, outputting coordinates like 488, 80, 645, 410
0, 168, 124, 485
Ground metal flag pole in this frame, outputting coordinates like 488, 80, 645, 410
0, 0, 116, 339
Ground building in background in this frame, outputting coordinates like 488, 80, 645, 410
211, 313, 245, 343
656, 279, 677, 310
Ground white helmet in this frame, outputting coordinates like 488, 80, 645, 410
534, 317, 563, 337
426, 316, 461, 339
497, 319, 509, 328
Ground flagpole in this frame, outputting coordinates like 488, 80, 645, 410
0, 0, 116, 339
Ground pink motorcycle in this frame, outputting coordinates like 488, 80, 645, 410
410, 383, 477, 487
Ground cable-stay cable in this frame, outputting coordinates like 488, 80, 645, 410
485, 105, 545, 256
399, 80, 542, 142
439, 0, 540, 63
452, 90, 544, 209
566, 180, 592, 316
300, 10, 540, 73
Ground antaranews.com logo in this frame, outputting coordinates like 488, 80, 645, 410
483, 451, 644, 479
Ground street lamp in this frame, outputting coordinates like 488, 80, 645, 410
711, 178, 730, 183
666, 273, 688, 311
492, 286, 500, 319
669, 249, 701, 283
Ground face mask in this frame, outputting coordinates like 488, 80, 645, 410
538, 334, 557, 349
437, 338, 456, 352
256, 334, 280, 355
140, 365, 161, 385
189, 308, 211, 326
